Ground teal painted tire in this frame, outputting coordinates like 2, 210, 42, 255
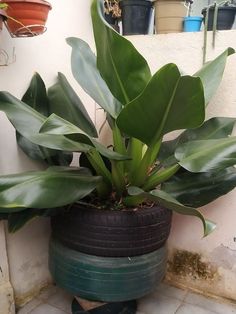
49, 239, 167, 302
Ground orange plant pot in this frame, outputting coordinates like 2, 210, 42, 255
4, 0, 52, 37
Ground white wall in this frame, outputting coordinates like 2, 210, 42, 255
0, 0, 95, 307
0, 0, 236, 308
128, 31, 236, 300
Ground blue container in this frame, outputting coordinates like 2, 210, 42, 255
184, 16, 203, 32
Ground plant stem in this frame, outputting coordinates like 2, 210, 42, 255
142, 164, 180, 191
203, 7, 209, 64
131, 139, 162, 187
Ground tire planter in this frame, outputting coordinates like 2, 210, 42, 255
120, 0, 153, 35
49, 239, 167, 302
202, 7, 236, 31
51, 205, 172, 257
3, 0, 52, 37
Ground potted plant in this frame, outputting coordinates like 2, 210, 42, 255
154, 0, 187, 33
183, 0, 203, 32
1, 0, 52, 37
202, 0, 236, 31
0, 0, 235, 309
120, 0, 153, 35
104, 0, 121, 32
0, 3, 7, 31
202, 0, 236, 64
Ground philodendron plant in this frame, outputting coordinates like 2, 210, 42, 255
0, 0, 235, 236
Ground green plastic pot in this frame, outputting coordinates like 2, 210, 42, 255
49, 239, 167, 302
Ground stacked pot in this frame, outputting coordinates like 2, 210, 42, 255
49, 204, 172, 302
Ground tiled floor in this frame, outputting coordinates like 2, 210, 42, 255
17, 283, 236, 314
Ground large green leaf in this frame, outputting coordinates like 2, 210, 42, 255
0, 168, 101, 211
176, 137, 236, 172
0, 92, 125, 159
0, 91, 92, 153
117, 64, 205, 146
17, 73, 72, 165
48, 72, 98, 137
66, 38, 122, 118
91, 0, 151, 104
159, 117, 236, 166
16, 131, 73, 166
162, 167, 236, 207
128, 186, 216, 237
40, 113, 130, 161
195, 48, 235, 104
7, 207, 62, 233
7, 209, 42, 233
22, 72, 50, 116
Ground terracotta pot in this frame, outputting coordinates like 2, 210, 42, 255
0, 9, 7, 31
4, 0, 52, 37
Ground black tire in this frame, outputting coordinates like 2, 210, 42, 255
51, 205, 172, 257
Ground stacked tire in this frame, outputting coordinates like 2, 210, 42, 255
49, 205, 172, 302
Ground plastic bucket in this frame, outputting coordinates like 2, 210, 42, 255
155, 1, 187, 33
120, 0, 153, 35
184, 16, 203, 32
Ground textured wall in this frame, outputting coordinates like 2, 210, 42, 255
129, 30, 236, 300
0, 0, 94, 307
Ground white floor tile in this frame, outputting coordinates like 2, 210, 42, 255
17, 299, 42, 314
154, 282, 188, 301
30, 304, 67, 314
138, 293, 182, 314
46, 289, 73, 313
37, 285, 59, 302
177, 303, 217, 314
185, 292, 236, 314
18, 285, 236, 314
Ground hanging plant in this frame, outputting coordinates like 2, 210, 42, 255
104, 0, 121, 19
104, 0, 121, 32
2, 0, 52, 37
0, 3, 7, 31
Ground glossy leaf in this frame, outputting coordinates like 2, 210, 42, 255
0, 91, 92, 153
22, 72, 50, 116
159, 117, 236, 165
128, 186, 216, 237
91, 0, 151, 104
7, 207, 62, 233
16, 132, 73, 166
17, 73, 73, 165
0, 168, 101, 211
176, 137, 236, 172
8, 209, 41, 233
117, 64, 205, 146
48, 72, 98, 137
67, 38, 122, 118
162, 167, 236, 207
40, 113, 130, 160
195, 48, 235, 104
